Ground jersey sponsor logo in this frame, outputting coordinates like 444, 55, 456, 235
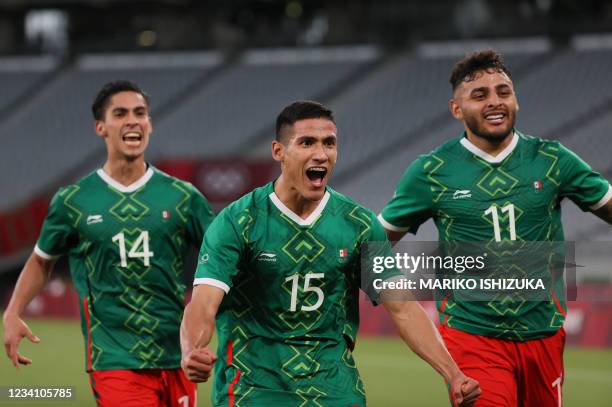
452, 189, 472, 200
161, 210, 171, 219
339, 248, 347, 257
257, 252, 277, 262
86, 214, 103, 225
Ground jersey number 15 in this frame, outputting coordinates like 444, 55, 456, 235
285, 273, 324, 312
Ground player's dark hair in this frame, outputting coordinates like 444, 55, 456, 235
275, 100, 335, 142
92, 80, 150, 120
449, 49, 512, 91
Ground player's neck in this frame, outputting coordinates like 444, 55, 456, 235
465, 131, 514, 157
102, 159, 147, 187
274, 176, 321, 220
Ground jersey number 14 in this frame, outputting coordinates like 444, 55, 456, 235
112, 231, 154, 267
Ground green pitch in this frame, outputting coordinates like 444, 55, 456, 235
1, 319, 611, 406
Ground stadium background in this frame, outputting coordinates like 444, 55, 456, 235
0, 0, 611, 405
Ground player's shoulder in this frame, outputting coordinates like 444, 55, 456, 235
516, 131, 570, 156
53, 170, 98, 197
327, 188, 377, 220
150, 166, 198, 191
414, 136, 465, 166
216, 182, 272, 220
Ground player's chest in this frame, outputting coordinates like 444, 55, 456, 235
72, 192, 187, 246
245, 220, 359, 285
431, 163, 558, 230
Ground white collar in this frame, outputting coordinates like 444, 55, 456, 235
269, 190, 330, 226
97, 166, 154, 193
460, 132, 519, 164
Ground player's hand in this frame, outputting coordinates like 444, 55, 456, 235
2, 313, 40, 369
448, 372, 480, 407
181, 347, 217, 383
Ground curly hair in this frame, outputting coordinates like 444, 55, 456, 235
449, 49, 512, 91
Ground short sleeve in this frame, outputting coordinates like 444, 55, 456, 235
193, 207, 244, 293
184, 182, 215, 247
556, 143, 611, 211
379, 156, 433, 234
35, 188, 78, 259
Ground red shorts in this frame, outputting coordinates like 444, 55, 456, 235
440, 325, 565, 407
89, 368, 196, 407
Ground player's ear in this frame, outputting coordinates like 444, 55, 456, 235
449, 98, 463, 120
271, 140, 284, 162
95, 120, 106, 138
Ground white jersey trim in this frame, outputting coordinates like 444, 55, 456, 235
96, 165, 154, 193
377, 214, 411, 232
269, 190, 330, 226
193, 278, 230, 293
460, 132, 519, 164
34, 244, 59, 260
589, 184, 612, 211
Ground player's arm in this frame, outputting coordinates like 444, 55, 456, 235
384, 228, 408, 243
382, 299, 480, 406
592, 197, 612, 224
180, 284, 224, 382
2, 251, 56, 368
379, 156, 433, 244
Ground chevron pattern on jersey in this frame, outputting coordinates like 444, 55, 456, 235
476, 158, 519, 197
108, 189, 149, 221
130, 338, 165, 367
296, 386, 327, 407
60, 185, 82, 227
281, 215, 325, 263
424, 155, 447, 203
282, 342, 321, 380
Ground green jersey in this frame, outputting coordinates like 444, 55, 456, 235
194, 182, 389, 406
36, 165, 214, 371
380, 132, 611, 341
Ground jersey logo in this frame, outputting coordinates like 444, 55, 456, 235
533, 180, 543, 192
199, 253, 209, 264
258, 252, 277, 262
86, 214, 103, 225
339, 249, 347, 257
452, 190, 472, 200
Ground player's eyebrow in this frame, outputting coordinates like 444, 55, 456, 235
495, 83, 512, 92
112, 105, 147, 114
469, 86, 489, 95
323, 135, 337, 143
111, 107, 128, 114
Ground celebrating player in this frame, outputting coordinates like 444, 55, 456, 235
180, 100, 480, 406
2, 80, 215, 407
378, 49, 612, 406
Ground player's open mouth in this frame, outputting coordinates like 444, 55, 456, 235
484, 112, 506, 125
306, 167, 327, 187
122, 132, 143, 147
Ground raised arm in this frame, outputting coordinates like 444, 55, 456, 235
3, 252, 56, 368
383, 299, 481, 406
180, 284, 225, 382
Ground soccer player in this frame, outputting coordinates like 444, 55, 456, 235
378, 49, 612, 406
2, 80, 215, 407
180, 101, 480, 406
